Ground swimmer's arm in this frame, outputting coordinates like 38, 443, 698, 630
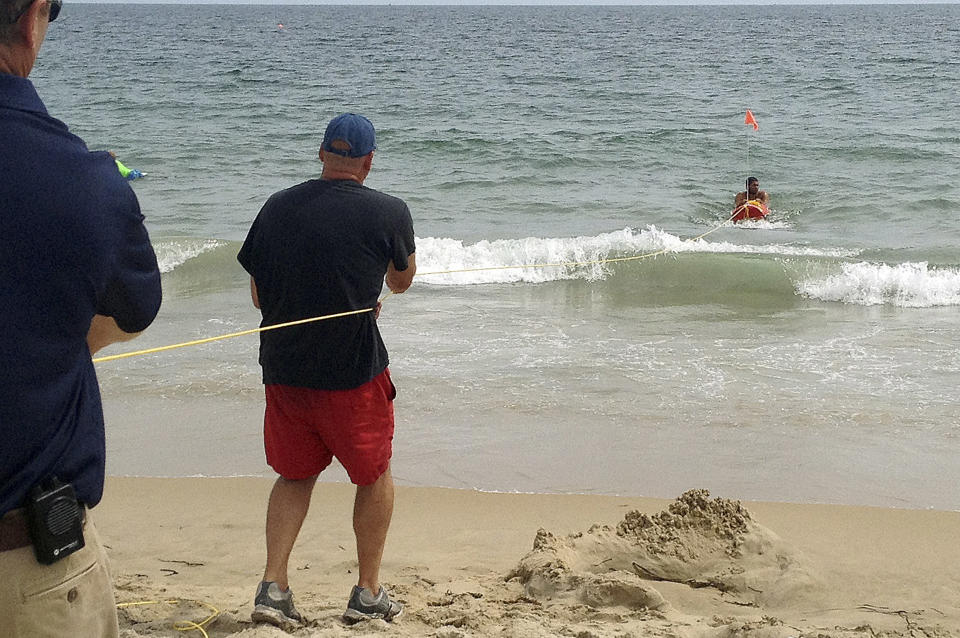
734, 192, 747, 208
386, 253, 416, 294
87, 314, 143, 355
757, 191, 770, 205
249, 277, 260, 309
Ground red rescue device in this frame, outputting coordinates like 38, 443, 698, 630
731, 199, 769, 222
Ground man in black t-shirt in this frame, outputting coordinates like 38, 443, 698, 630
238, 113, 415, 628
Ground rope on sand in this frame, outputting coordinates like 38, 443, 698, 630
116, 599, 221, 638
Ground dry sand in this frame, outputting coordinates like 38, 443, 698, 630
97, 477, 960, 638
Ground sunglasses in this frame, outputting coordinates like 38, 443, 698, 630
8, 0, 61, 24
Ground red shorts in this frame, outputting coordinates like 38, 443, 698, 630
263, 369, 396, 486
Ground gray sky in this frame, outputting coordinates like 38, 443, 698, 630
68, 0, 960, 5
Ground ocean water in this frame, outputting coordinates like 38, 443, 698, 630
29, 3, 960, 510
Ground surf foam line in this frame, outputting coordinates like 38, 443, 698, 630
415, 216, 737, 280
414, 227, 856, 286
93, 213, 744, 364
798, 261, 960, 308
154, 239, 224, 274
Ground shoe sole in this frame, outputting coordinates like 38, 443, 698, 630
252, 605, 303, 631
342, 606, 403, 624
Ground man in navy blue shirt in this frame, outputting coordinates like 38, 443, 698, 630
0, 1, 162, 635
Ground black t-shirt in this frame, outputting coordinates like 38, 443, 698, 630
238, 178, 415, 390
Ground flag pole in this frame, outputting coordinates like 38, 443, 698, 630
743, 110, 759, 202
744, 110, 750, 204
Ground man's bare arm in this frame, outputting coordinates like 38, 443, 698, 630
386, 253, 416, 293
87, 314, 142, 355
250, 277, 260, 309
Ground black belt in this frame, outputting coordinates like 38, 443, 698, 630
0, 506, 87, 553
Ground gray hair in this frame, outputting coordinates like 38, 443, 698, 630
0, 0, 30, 44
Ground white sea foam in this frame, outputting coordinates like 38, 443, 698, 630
154, 239, 223, 274
798, 261, 960, 308
415, 227, 856, 285
730, 217, 793, 230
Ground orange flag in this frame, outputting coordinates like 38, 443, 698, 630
744, 109, 759, 131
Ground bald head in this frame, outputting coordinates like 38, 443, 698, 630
319, 139, 373, 184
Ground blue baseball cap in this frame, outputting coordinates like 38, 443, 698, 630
321, 113, 377, 158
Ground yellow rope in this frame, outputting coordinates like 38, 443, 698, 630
94, 215, 740, 365
730, 199, 767, 222
116, 599, 221, 638
93, 307, 373, 363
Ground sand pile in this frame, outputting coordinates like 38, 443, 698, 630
510, 489, 820, 610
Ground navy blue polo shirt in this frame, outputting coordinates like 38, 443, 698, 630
238, 178, 415, 390
0, 73, 162, 517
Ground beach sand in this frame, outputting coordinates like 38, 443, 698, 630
98, 477, 960, 637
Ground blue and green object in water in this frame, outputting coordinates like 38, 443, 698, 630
115, 158, 144, 180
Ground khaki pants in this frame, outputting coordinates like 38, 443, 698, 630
0, 511, 119, 638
